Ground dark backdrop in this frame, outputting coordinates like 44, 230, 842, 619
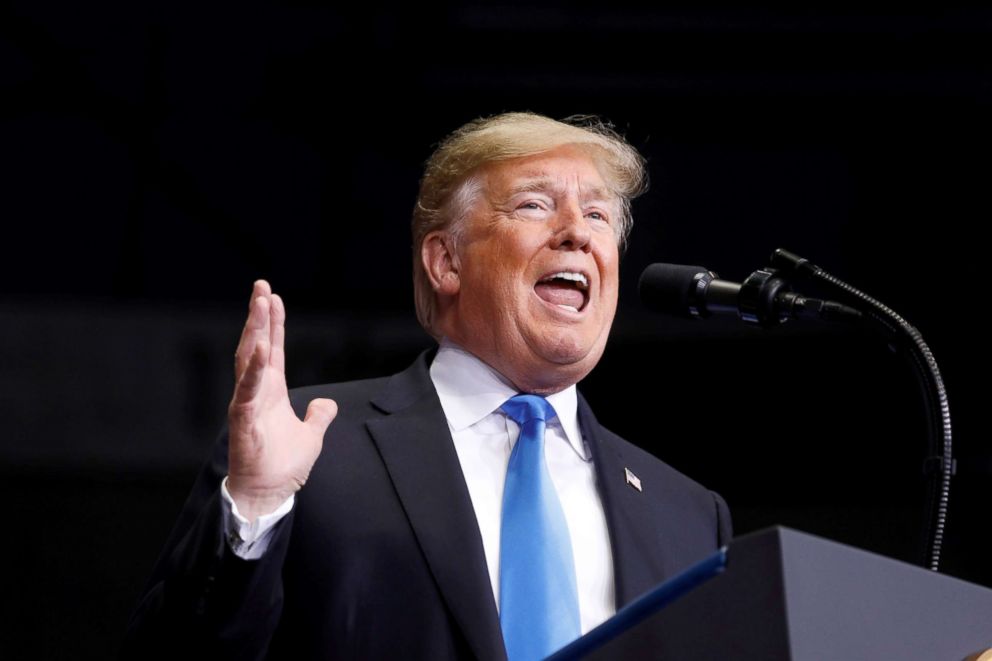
2, 3, 989, 659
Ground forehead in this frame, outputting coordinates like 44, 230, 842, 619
482, 146, 615, 201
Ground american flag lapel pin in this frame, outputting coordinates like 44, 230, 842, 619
624, 467, 642, 492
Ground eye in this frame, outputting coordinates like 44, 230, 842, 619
586, 209, 610, 224
515, 199, 551, 218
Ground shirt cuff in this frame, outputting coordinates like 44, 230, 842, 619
220, 476, 295, 560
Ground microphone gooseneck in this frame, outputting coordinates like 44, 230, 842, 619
638, 250, 953, 572
769, 249, 953, 572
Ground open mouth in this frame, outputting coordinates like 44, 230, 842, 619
534, 271, 589, 313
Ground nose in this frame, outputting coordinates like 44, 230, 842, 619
549, 201, 592, 252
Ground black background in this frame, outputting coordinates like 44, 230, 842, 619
2, 3, 990, 658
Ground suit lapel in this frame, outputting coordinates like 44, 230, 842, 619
367, 353, 506, 661
578, 394, 679, 608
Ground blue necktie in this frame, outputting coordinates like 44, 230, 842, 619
498, 394, 581, 661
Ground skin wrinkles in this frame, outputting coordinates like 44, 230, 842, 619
424, 145, 622, 396
492, 177, 616, 233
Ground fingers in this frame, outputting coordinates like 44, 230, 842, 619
233, 339, 270, 405
304, 398, 338, 435
235, 295, 269, 381
235, 280, 273, 381
253, 279, 272, 299
270, 293, 286, 372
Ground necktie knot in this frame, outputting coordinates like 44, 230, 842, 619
500, 394, 556, 426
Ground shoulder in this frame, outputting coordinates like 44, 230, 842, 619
284, 348, 439, 424
586, 412, 732, 544
597, 423, 714, 496
288, 376, 392, 416
577, 392, 711, 497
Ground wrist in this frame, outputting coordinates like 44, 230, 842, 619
225, 476, 295, 523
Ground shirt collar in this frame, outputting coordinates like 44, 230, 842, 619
429, 338, 586, 459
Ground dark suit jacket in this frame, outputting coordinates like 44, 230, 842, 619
123, 351, 731, 661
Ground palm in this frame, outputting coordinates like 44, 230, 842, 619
227, 281, 337, 520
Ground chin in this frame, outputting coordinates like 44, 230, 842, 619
507, 342, 602, 394
531, 330, 605, 378
540, 337, 589, 365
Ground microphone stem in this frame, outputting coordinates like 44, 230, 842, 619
772, 249, 953, 572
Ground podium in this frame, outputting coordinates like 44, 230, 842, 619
553, 527, 992, 660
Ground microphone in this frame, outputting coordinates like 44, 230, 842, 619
638, 262, 862, 326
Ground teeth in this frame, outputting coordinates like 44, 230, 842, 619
556, 304, 579, 312
544, 271, 588, 288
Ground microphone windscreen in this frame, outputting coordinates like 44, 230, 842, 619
638, 263, 710, 316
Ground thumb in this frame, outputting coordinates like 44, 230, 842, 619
304, 397, 338, 434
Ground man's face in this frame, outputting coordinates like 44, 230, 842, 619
445, 144, 621, 394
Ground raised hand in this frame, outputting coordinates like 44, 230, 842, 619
226, 280, 338, 522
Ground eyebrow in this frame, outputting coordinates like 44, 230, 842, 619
506, 176, 613, 202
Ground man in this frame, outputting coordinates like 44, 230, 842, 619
124, 113, 731, 661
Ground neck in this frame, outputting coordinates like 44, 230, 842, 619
438, 337, 583, 396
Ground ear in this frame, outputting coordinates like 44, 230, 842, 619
422, 231, 460, 297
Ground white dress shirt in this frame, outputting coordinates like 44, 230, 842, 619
430, 339, 615, 634
221, 339, 616, 634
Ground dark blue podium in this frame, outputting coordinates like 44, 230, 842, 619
553, 527, 992, 660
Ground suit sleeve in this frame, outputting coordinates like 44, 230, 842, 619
121, 428, 292, 661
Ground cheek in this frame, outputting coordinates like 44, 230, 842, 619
597, 246, 621, 289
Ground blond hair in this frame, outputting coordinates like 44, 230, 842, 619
412, 112, 648, 337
